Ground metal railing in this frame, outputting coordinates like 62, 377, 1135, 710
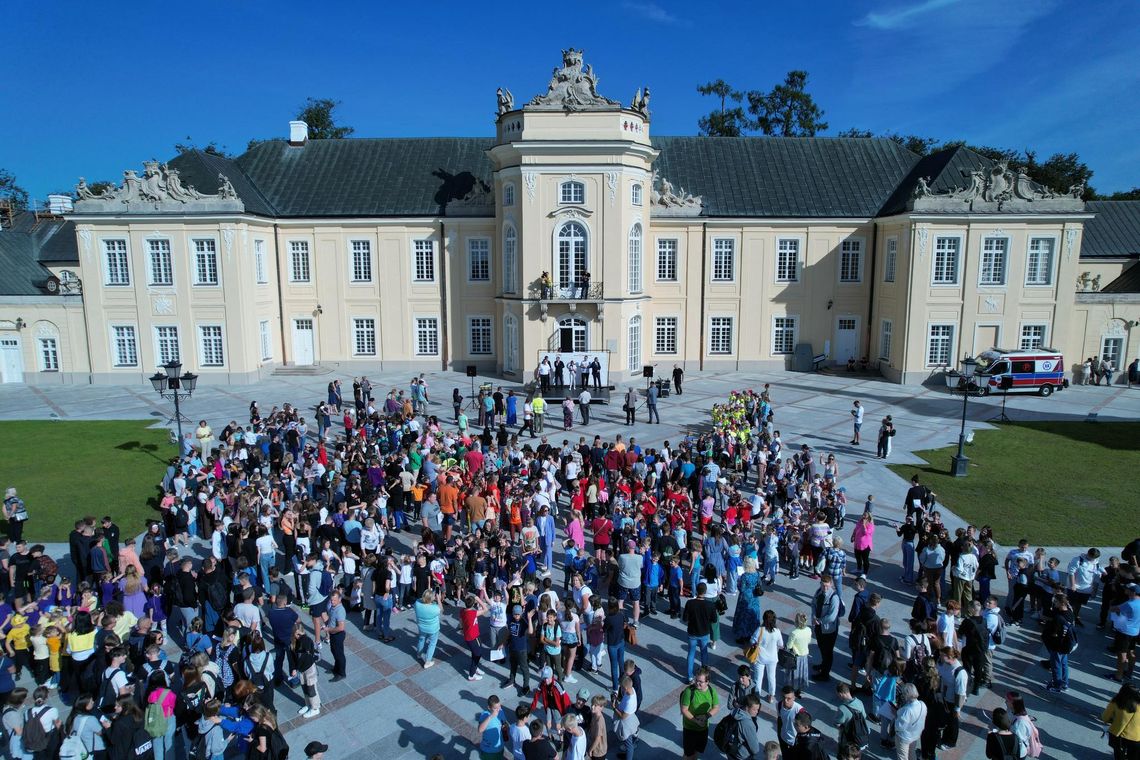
530, 281, 604, 300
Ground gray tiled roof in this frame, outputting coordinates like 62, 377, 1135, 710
0, 214, 69, 295
1083, 201, 1140, 259
650, 136, 919, 217
1101, 263, 1140, 293
166, 150, 277, 217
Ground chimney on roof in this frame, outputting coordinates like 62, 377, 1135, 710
288, 120, 309, 146
47, 195, 74, 214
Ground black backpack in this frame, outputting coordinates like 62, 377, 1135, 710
99, 668, 125, 712
130, 726, 155, 760
21, 706, 51, 752
843, 708, 871, 750
267, 728, 290, 759
712, 713, 741, 754
188, 723, 218, 760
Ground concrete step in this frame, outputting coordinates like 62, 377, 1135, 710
272, 365, 334, 377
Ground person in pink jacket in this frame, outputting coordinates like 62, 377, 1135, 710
851, 511, 876, 577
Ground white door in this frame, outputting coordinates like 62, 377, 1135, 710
292, 319, 315, 366
834, 317, 858, 365
0, 337, 24, 383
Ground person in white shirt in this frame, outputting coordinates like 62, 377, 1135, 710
1067, 548, 1102, 625
850, 400, 865, 445
937, 648, 969, 749
950, 540, 980, 608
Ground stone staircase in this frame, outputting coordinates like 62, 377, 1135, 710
271, 364, 334, 377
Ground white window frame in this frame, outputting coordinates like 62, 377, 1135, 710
883, 237, 898, 283
412, 240, 436, 283
979, 236, 1009, 287
103, 239, 130, 286
555, 221, 589, 292
1025, 236, 1056, 287
932, 236, 962, 286
154, 325, 180, 366
838, 238, 864, 284
711, 238, 735, 282
708, 316, 734, 355
467, 238, 491, 282
468, 316, 493, 356
253, 239, 268, 284
627, 315, 642, 372
656, 239, 678, 281
146, 239, 173, 287
1101, 336, 1124, 367
628, 223, 643, 293
926, 323, 956, 367
414, 316, 440, 356
560, 180, 585, 205
111, 325, 138, 367
655, 316, 678, 355
503, 183, 516, 207
259, 320, 272, 361
192, 239, 219, 286
631, 183, 643, 206
776, 237, 800, 283
879, 319, 893, 361
37, 337, 59, 372
1018, 324, 1047, 351
288, 240, 311, 283
349, 240, 373, 283
772, 315, 798, 355
352, 317, 377, 356
198, 324, 225, 367
502, 223, 518, 294
503, 313, 519, 373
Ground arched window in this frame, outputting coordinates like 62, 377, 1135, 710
632, 183, 643, 206
556, 222, 588, 292
628, 223, 643, 293
557, 316, 588, 353
503, 183, 515, 207
560, 181, 585, 205
627, 315, 642, 372
504, 313, 519, 373
503, 223, 517, 294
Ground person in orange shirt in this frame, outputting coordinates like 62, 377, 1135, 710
438, 479, 460, 540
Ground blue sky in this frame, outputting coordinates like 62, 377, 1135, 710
5, 0, 1139, 201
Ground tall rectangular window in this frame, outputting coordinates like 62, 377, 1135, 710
979, 237, 1007, 286
932, 237, 960, 284
289, 241, 310, 283
709, 317, 733, 354
350, 240, 372, 282
503, 225, 518, 293
776, 239, 799, 282
469, 317, 492, 355
199, 325, 224, 366
193, 239, 219, 285
839, 240, 863, 283
104, 239, 130, 286
413, 240, 435, 282
147, 240, 173, 286
926, 324, 955, 367
884, 238, 897, 283
655, 317, 678, 354
154, 326, 180, 365
772, 316, 797, 354
879, 319, 893, 361
1019, 324, 1046, 351
112, 326, 138, 366
1026, 238, 1054, 285
259, 320, 272, 360
712, 239, 735, 281
254, 240, 268, 284
468, 239, 490, 281
657, 239, 678, 281
415, 317, 439, 355
353, 318, 377, 355
628, 225, 643, 293
627, 316, 642, 372
38, 337, 59, 371
503, 184, 515, 207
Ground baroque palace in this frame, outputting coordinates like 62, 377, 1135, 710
1, 49, 1138, 386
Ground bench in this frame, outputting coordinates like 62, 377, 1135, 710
812, 353, 828, 371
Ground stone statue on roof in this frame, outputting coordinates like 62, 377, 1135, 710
74, 162, 244, 212
496, 87, 515, 115
526, 48, 621, 111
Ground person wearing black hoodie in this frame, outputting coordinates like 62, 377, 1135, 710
788, 710, 827, 760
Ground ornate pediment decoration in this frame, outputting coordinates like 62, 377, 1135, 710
547, 206, 594, 220
75, 162, 244, 214
447, 180, 495, 216
525, 48, 622, 112
910, 162, 1084, 213
649, 170, 703, 217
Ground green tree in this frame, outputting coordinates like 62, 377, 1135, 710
837, 127, 874, 139
1023, 151, 1095, 198
696, 79, 747, 137
746, 71, 828, 136
0, 169, 29, 210
173, 137, 232, 158
295, 97, 355, 140
1103, 187, 1140, 200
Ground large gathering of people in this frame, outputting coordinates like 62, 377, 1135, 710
0, 372, 1137, 760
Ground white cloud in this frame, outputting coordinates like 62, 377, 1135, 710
857, 0, 960, 30
620, 1, 682, 25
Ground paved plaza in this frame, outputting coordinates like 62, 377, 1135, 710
1, 368, 1137, 758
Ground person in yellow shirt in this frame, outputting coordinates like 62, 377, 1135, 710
1102, 683, 1140, 755
5, 613, 31, 679
532, 395, 547, 433
44, 624, 63, 689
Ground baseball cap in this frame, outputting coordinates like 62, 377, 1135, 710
305, 741, 329, 756
577, 688, 591, 700
1129, 583, 1140, 594
512, 605, 523, 615
541, 666, 554, 680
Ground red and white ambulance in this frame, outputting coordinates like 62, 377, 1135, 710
977, 349, 1067, 396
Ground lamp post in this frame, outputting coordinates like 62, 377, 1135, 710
951, 355, 978, 477
149, 360, 199, 455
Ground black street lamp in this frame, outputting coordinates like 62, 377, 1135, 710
950, 355, 978, 477
149, 360, 198, 454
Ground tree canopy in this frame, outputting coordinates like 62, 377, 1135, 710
0, 169, 29, 210
746, 71, 828, 137
696, 80, 747, 137
173, 137, 232, 158
295, 97, 354, 140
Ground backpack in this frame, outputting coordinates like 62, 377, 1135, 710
176, 682, 207, 725
712, 713, 741, 753
843, 708, 871, 750
904, 634, 930, 683
144, 689, 170, 738
267, 727, 291, 759
1017, 714, 1043, 758
318, 570, 334, 596
59, 732, 90, 760
99, 667, 125, 711
991, 615, 1005, 646
21, 706, 51, 752
36, 555, 59, 584
188, 723, 217, 760
1046, 617, 1077, 654
131, 726, 155, 760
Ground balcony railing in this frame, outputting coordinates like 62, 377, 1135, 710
531, 282, 604, 301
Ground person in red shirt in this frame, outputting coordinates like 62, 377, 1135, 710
460, 594, 489, 681
592, 514, 613, 563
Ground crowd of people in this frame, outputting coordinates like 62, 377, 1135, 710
0, 373, 1137, 760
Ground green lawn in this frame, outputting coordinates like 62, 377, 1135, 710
0, 420, 172, 542
888, 421, 1139, 546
